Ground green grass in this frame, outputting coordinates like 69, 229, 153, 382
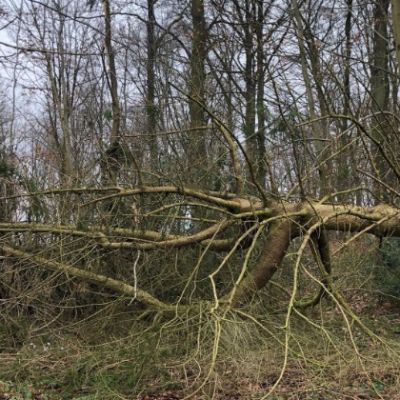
1, 305, 399, 399
1, 237, 400, 399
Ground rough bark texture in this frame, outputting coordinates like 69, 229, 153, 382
189, 0, 207, 177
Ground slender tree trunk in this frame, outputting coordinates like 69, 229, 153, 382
31, 6, 75, 221
40, 20, 74, 188
371, 0, 390, 201
291, 0, 331, 196
146, 0, 159, 172
97, 0, 127, 228
243, 0, 257, 184
391, 0, 400, 65
189, 0, 207, 180
100, 0, 126, 189
337, 0, 353, 199
102, 0, 120, 145
58, 22, 74, 188
255, 0, 267, 187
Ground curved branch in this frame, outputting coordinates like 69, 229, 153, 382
81, 186, 245, 210
295, 229, 332, 309
0, 220, 236, 250
0, 244, 175, 312
230, 219, 296, 306
98, 219, 235, 250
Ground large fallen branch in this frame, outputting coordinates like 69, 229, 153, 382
0, 244, 176, 313
2, 185, 400, 308
0, 220, 237, 250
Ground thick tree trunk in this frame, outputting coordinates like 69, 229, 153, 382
230, 201, 400, 306
3, 186, 400, 310
230, 220, 295, 306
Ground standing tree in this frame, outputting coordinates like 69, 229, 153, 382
188, 0, 208, 181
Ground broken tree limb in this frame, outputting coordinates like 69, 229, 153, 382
0, 244, 176, 313
3, 184, 400, 308
229, 219, 296, 306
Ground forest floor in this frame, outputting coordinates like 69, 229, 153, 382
0, 298, 400, 400
1, 241, 400, 399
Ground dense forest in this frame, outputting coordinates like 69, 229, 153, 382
0, 0, 400, 398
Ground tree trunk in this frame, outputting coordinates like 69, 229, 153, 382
243, 0, 257, 184
102, 0, 120, 145
146, 0, 159, 172
101, 0, 125, 188
255, 0, 267, 187
230, 220, 295, 306
371, 0, 390, 200
189, 0, 207, 180
391, 0, 400, 65
291, 0, 332, 196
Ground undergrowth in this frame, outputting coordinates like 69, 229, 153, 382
1, 236, 400, 399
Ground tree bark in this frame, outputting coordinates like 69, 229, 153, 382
146, 0, 159, 172
102, 0, 121, 145
371, 0, 390, 200
391, 0, 400, 64
291, 0, 332, 196
230, 220, 295, 305
255, 0, 267, 187
189, 0, 207, 179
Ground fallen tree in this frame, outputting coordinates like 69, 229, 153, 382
1, 186, 399, 312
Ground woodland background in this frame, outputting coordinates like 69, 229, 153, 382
1, 0, 400, 398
